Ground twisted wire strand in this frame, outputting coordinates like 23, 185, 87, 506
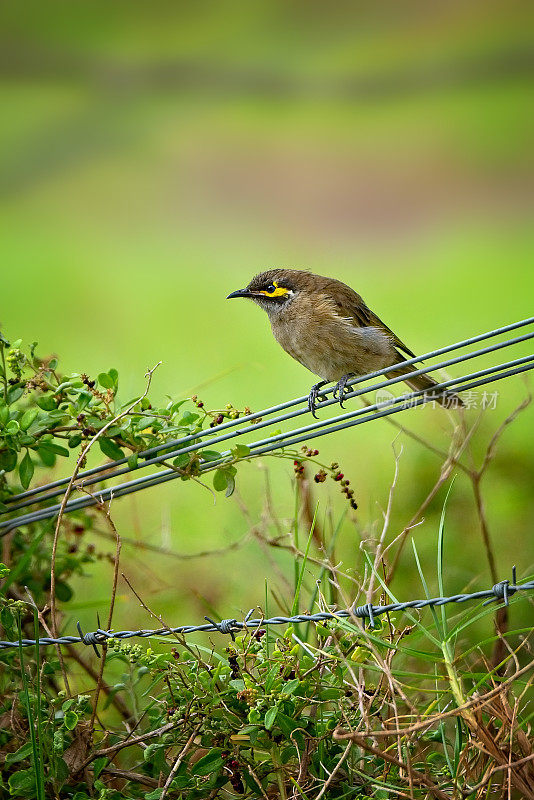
1, 354, 533, 534
1, 352, 532, 534
4, 328, 534, 516
5, 315, 534, 513
2, 577, 532, 651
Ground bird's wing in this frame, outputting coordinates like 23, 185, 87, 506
351, 304, 416, 359
324, 278, 417, 359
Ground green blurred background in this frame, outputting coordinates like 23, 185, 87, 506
1, 2, 533, 638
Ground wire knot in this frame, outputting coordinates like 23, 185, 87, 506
205, 616, 238, 639
491, 580, 510, 605
483, 579, 515, 607
77, 622, 103, 657
351, 603, 376, 628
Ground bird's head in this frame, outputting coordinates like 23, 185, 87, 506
227, 269, 306, 316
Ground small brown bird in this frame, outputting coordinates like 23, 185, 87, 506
227, 268, 462, 415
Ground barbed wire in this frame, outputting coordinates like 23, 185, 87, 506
1, 315, 533, 534
3, 574, 532, 653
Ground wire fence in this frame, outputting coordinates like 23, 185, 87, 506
1, 315, 533, 534
4, 573, 533, 653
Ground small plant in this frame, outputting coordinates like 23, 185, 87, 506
0, 328, 532, 798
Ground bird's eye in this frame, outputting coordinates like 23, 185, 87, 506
267, 284, 276, 293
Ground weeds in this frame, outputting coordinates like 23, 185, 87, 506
0, 329, 533, 798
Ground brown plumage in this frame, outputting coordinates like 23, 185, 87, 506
227, 268, 463, 413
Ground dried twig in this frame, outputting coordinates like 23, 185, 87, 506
333, 729, 451, 800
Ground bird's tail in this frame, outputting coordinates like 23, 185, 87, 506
390, 364, 464, 408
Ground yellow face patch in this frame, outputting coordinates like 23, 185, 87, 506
258, 280, 290, 299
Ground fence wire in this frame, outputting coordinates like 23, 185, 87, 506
1, 315, 533, 534
3, 575, 532, 653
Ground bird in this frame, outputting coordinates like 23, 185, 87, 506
227, 268, 463, 416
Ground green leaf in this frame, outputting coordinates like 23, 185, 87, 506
93, 756, 107, 779
318, 687, 344, 700
192, 748, 224, 776
224, 473, 236, 497
8, 768, 36, 795
283, 678, 300, 696
38, 441, 69, 457
98, 372, 114, 389
64, 710, 79, 730
273, 711, 301, 737
68, 433, 83, 448
76, 391, 92, 411
127, 453, 138, 469
5, 741, 34, 764
7, 386, 24, 404
169, 399, 187, 413
232, 443, 251, 458
0, 449, 17, 472
105, 425, 123, 437
37, 447, 55, 467
200, 449, 222, 462
108, 368, 119, 383
99, 438, 124, 461
179, 411, 199, 426
37, 395, 57, 411
56, 380, 83, 393
173, 453, 191, 469
135, 416, 157, 431
0, 405, 9, 426
4, 419, 20, 435
213, 469, 228, 492
19, 451, 34, 490
20, 408, 38, 431
145, 790, 163, 800
264, 704, 279, 730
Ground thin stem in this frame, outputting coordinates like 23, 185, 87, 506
49, 362, 161, 692
0, 344, 8, 403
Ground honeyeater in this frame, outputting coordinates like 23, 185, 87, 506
227, 268, 463, 415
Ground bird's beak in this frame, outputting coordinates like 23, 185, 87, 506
226, 288, 253, 300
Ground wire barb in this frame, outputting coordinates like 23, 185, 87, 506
76, 621, 103, 657
204, 616, 238, 640
2, 578, 531, 651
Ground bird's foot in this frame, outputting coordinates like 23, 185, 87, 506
332, 373, 355, 408
308, 381, 327, 418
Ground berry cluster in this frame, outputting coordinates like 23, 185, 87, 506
236, 687, 258, 706
6, 347, 25, 380
80, 373, 114, 410
293, 459, 305, 478
221, 752, 245, 794
293, 447, 358, 510
25, 376, 48, 391
330, 461, 358, 509
190, 395, 254, 427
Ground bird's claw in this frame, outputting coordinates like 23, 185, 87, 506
332, 374, 354, 408
308, 381, 327, 418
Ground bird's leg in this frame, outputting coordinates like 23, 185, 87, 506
308, 381, 327, 418
333, 373, 355, 408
